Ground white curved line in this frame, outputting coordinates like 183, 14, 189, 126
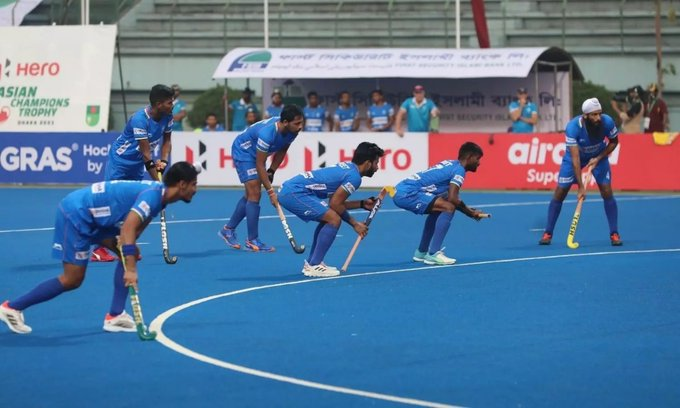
150, 248, 680, 407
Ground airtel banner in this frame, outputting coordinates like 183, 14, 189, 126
172, 131, 428, 188
429, 133, 680, 191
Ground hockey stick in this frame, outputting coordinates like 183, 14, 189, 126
340, 187, 389, 273
566, 169, 593, 249
118, 245, 156, 341
156, 172, 177, 264
275, 203, 305, 254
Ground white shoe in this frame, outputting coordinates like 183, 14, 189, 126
0, 301, 32, 334
413, 249, 427, 262
103, 310, 137, 333
423, 249, 457, 265
302, 261, 340, 278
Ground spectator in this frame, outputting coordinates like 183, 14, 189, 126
611, 86, 645, 134
644, 82, 669, 133
171, 84, 187, 132
202, 113, 225, 132
395, 85, 439, 137
333, 91, 359, 132
264, 90, 284, 119
303, 91, 329, 132
508, 87, 538, 133
229, 87, 259, 132
366, 89, 395, 132
246, 108, 258, 127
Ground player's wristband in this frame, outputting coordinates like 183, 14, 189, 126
121, 244, 137, 257
144, 160, 155, 171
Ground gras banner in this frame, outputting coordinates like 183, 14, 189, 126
0, 132, 115, 184
429, 133, 680, 191
0, 25, 116, 131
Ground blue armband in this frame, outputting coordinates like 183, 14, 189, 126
340, 211, 352, 223
121, 244, 137, 257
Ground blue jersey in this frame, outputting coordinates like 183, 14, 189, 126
202, 124, 225, 132
396, 160, 466, 195
61, 180, 164, 234
563, 114, 618, 164
400, 98, 437, 132
509, 101, 538, 133
333, 105, 358, 132
282, 162, 362, 198
266, 104, 283, 118
230, 99, 259, 131
367, 102, 394, 130
231, 117, 298, 162
303, 105, 327, 132
171, 99, 187, 131
109, 106, 173, 165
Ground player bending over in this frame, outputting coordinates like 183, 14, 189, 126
393, 142, 487, 265
218, 105, 305, 252
278, 142, 385, 277
0, 162, 199, 335
538, 98, 622, 246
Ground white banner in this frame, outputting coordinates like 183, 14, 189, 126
173, 131, 429, 188
0, 25, 117, 131
0, 0, 41, 26
264, 73, 571, 133
214, 47, 549, 79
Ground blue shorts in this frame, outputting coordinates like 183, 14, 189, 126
51, 206, 92, 266
393, 188, 440, 215
105, 157, 144, 181
234, 160, 259, 184
278, 186, 329, 222
558, 157, 611, 188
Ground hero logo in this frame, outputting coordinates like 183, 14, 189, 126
0, 58, 60, 80
304, 142, 412, 171
0, 146, 73, 171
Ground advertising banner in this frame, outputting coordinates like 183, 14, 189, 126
0, 25, 116, 132
214, 47, 549, 79
172, 131, 429, 189
429, 133, 680, 191
0, 132, 115, 183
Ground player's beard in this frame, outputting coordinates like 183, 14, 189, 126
365, 167, 377, 177
585, 119, 604, 143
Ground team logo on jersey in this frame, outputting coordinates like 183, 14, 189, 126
85, 105, 100, 127
89, 206, 111, 218
75, 251, 89, 260
52, 243, 63, 251
228, 51, 271, 72
91, 182, 106, 193
453, 174, 465, 185
138, 201, 151, 217
343, 182, 356, 194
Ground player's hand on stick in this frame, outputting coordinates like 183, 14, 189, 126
266, 169, 275, 184
267, 188, 279, 208
361, 197, 378, 210
353, 221, 369, 238
155, 159, 168, 174
469, 208, 490, 221
124, 266, 138, 290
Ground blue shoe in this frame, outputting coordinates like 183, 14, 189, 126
218, 226, 241, 250
244, 238, 275, 252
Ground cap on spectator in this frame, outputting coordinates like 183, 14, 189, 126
171, 84, 181, 91
517, 87, 528, 94
271, 88, 282, 97
413, 85, 425, 92
581, 98, 602, 114
243, 87, 254, 95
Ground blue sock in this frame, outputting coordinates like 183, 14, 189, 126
309, 224, 339, 265
418, 213, 440, 253
109, 261, 127, 316
226, 197, 247, 229
9, 277, 65, 311
603, 197, 619, 234
544, 199, 563, 234
245, 200, 261, 241
429, 212, 454, 254
307, 222, 325, 263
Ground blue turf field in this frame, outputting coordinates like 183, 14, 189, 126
1, 187, 679, 408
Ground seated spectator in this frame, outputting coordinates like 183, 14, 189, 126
366, 89, 395, 132
264, 90, 284, 119
508, 87, 538, 133
303, 91, 329, 132
395, 85, 439, 137
229, 87, 259, 131
333, 91, 359, 132
202, 113, 225, 132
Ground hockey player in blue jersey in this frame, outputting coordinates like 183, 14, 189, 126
366, 89, 395, 132
393, 142, 487, 265
303, 91, 329, 132
333, 91, 359, 132
278, 142, 385, 277
0, 162, 199, 335
538, 98, 623, 246
218, 104, 305, 252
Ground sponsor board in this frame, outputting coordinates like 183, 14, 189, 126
429, 133, 680, 191
173, 131, 429, 188
0, 132, 116, 183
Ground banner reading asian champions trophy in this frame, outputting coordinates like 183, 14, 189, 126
0, 25, 116, 131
